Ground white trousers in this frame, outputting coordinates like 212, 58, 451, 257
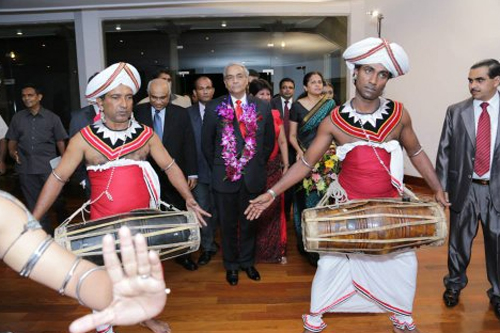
302, 251, 417, 332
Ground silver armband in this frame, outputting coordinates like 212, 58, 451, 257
409, 147, 424, 158
163, 159, 176, 172
76, 266, 106, 307
19, 235, 54, 278
300, 156, 314, 169
52, 169, 68, 183
58, 257, 82, 295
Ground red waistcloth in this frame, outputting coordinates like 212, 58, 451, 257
89, 165, 150, 219
339, 145, 399, 199
270, 109, 283, 161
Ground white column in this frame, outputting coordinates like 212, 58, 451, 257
74, 10, 105, 107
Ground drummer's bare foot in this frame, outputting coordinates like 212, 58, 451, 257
141, 319, 171, 333
393, 327, 420, 333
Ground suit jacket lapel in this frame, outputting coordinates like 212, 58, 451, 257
461, 98, 475, 145
163, 104, 173, 142
494, 92, 500, 153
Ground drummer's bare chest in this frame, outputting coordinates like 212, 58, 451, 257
84, 144, 150, 166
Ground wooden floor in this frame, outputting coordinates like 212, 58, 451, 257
0, 174, 499, 333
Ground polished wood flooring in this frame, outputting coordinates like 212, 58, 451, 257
0, 174, 499, 333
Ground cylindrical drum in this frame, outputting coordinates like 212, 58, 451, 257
55, 209, 200, 264
302, 199, 447, 255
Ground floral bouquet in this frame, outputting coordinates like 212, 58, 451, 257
302, 144, 340, 196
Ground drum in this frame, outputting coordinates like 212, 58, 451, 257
55, 209, 200, 264
302, 199, 447, 255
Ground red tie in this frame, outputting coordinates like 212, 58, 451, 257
235, 100, 246, 138
474, 102, 490, 176
283, 100, 290, 142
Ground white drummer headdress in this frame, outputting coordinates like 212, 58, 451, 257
85, 62, 141, 102
343, 37, 409, 78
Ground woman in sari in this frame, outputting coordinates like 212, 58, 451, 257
289, 71, 336, 266
249, 79, 289, 264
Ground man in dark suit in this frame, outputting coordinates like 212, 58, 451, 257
436, 59, 500, 318
135, 78, 199, 271
202, 63, 275, 286
271, 77, 295, 220
187, 76, 219, 266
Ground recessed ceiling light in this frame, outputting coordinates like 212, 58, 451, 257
8, 51, 16, 59
46, 65, 51, 69
205, 36, 210, 41
16, 30, 23, 36
42, 43, 46, 47
176, 45, 184, 50
115, 24, 121, 31
267, 43, 274, 47
140, 51, 144, 56
281, 41, 286, 48
119, 39, 124, 43
221, 21, 227, 28
210, 49, 215, 53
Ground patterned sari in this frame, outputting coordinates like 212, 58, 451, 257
292, 96, 336, 262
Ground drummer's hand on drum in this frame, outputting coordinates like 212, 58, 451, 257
435, 190, 450, 208
69, 227, 167, 333
186, 198, 210, 227
245, 192, 274, 220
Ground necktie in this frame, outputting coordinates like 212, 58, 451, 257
235, 100, 246, 138
283, 100, 290, 141
474, 102, 490, 176
153, 110, 163, 141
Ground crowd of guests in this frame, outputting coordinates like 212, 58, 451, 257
0, 65, 339, 276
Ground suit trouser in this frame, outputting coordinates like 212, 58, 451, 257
193, 182, 219, 253
214, 187, 258, 270
445, 182, 500, 304
19, 173, 52, 234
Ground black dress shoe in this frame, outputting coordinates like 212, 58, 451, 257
493, 303, 500, 320
197, 251, 212, 266
443, 288, 460, 307
175, 257, 198, 271
226, 270, 238, 286
242, 266, 261, 281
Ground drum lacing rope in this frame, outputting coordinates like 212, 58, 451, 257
317, 173, 348, 207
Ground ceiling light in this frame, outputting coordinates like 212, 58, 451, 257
281, 41, 286, 48
41, 43, 46, 47
221, 21, 227, 28
205, 36, 210, 41
119, 39, 124, 43
267, 43, 274, 47
140, 51, 144, 56
115, 24, 121, 31
16, 30, 23, 36
176, 45, 184, 50
210, 49, 215, 53
8, 51, 16, 59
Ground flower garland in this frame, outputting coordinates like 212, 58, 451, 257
217, 100, 258, 181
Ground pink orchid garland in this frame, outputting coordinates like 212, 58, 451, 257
217, 100, 258, 181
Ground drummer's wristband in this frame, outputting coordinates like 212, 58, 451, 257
267, 189, 278, 200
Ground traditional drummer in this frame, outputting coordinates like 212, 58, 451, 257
32, 62, 208, 333
246, 37, 448, 333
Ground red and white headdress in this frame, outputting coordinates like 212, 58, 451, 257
343, 37, 409, 78
85, 62, 141, 102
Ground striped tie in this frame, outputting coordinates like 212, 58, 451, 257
474, 102, 490, 176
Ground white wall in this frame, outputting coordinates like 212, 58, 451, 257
364, 0, 500, 175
